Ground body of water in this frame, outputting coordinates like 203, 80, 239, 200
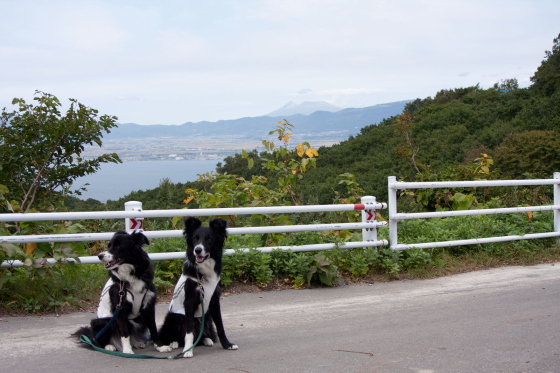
74, 160, 220, 202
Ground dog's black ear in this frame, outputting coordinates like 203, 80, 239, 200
209, 218, 228, 237
131, 231, 149, 246
184, 217, 202, 235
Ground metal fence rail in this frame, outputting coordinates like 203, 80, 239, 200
1, 196, 388, 268
387, 173, 560, 251
0, 201, 387, 223
3, 173, 560, 268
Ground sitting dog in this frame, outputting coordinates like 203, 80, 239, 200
75, 230, 171, 354
158, 217, 238, 358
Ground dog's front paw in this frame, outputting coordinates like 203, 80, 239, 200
181, 349, 194, 358
169, 341, 179, 349
156, 345, 173, 353
123, 347, 135, 354
104, 344, 116, 351
202, 338, 214, 347
227, 344, 239, 350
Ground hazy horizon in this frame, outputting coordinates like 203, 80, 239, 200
1, 1, 558, 124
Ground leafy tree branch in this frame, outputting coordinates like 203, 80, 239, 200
0, 91, 121, 214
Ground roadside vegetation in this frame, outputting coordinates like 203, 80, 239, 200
1, 34, 560, 315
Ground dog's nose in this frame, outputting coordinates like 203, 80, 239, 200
98, 253, 105, 260
194, 247, 202, 255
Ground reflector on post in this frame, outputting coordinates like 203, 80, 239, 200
125, 201, 144, 232
361, 196, 378, 242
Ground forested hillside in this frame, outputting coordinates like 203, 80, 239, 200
77, 33, 560, 211
300, 80, 560, 204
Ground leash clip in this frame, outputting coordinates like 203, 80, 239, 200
196, 273, 205, 301
117, 281, 126, 308
198, 280, 205, 301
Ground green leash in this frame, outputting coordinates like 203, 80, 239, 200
80, 298, 205, 360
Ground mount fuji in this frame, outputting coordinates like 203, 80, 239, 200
266, 101, 342, 117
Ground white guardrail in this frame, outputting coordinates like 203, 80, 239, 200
1, 196, 388, 268
2, 173, 560, 268
387, 172, 560, 250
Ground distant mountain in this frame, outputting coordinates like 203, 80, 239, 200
107, 100, 411, 141
266, 101, 342, 117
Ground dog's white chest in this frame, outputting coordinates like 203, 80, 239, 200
168, 273, 219, 317
97, 278, 148, 319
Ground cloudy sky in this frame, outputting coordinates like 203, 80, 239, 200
1, 0, 558, 125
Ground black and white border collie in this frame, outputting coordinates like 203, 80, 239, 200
75, 230, 171, 354
158, 217, 238, 358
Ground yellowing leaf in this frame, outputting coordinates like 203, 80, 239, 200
25, 243, 37, 255
296, 143, 305, 157
171, 216, 183, 228
183, 196, 194, 205
305, 148, 319, 158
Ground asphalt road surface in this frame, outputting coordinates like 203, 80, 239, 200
2, 263, 560, 373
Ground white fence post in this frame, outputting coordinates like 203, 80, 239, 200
124, 201, 144, 232
387, 176, 398, 250
555, 172, 560, 245
361, 196, 378, 242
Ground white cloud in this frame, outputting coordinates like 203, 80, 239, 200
304, 88, 383, 96
0, 0, 559, 124
297, 88, 313, 95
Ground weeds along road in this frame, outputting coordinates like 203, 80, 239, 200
2, 263, 560, 373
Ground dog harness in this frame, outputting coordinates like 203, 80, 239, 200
97, 278, 148, 319
168, 274, 218, 317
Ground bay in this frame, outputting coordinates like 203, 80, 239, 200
74, 160, 220, 202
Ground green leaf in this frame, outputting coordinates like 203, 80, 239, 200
0, 241, 25, 258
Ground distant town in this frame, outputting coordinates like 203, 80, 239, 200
82, 135, 344, 162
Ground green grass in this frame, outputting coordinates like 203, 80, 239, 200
0, 263, 106, 315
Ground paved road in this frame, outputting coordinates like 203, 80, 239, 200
2, 263, 560, 373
